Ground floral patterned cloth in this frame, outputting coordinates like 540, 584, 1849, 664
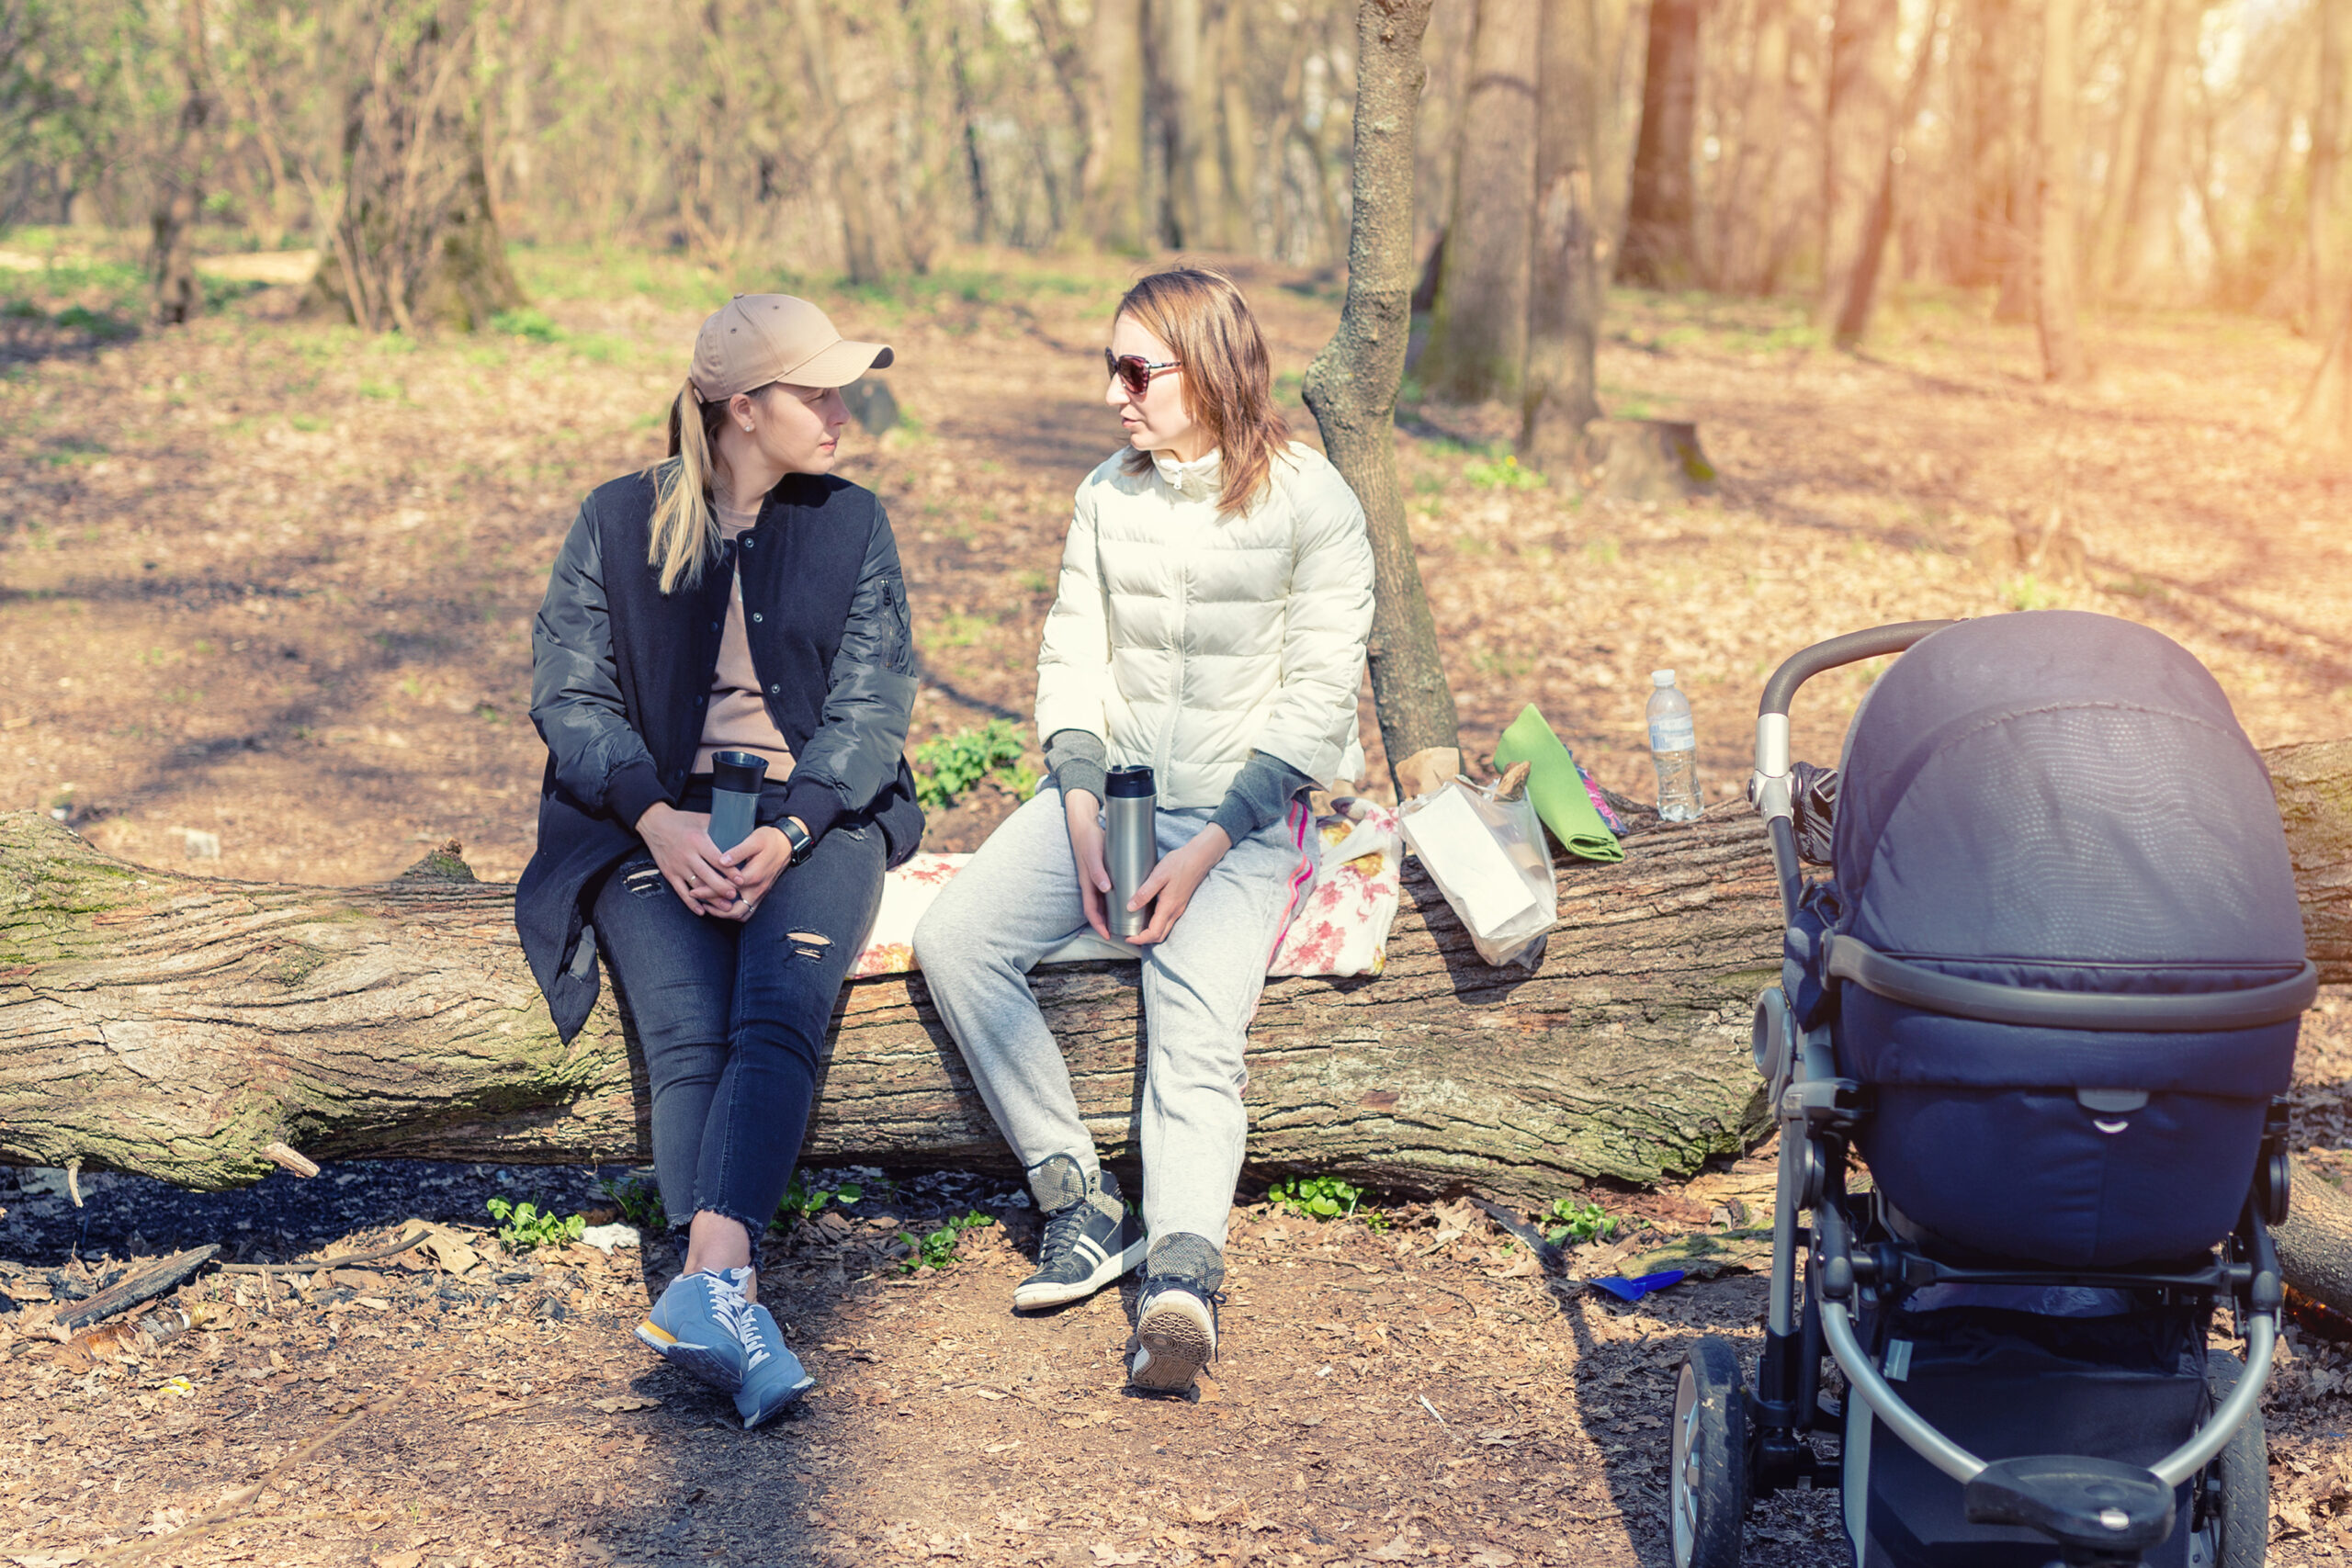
847, 800, 1405, 982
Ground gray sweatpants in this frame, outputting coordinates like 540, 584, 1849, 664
912, 785, 1308, 1249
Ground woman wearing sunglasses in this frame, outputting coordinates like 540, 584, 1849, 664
515, 295, 922, 1428
915, 266, 1374, 1393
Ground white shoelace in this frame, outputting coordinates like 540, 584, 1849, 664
701, 1269, 771, 1372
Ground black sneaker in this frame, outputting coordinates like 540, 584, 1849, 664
1126, 1233, 1225, 1393
1012, 1155, 1146, 1311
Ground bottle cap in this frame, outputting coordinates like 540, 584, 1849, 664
1651, 670, 1676, 687
711, 750, 769, 794
1105, 764, 1155, 799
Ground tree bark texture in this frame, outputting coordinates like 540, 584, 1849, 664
2090, 0, 2177, 299
1717, 0, 1794, 295
5, 740, 2346, 1203
2034, 0, 2089, 382
1619, 0, 1702, 288
1419, 0, 1539, 405
1303, 0, 1461, 789
1520, 0, 1607, 471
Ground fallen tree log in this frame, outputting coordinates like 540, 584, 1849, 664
3, 740, 2346, 1209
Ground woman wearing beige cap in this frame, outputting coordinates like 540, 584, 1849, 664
515, 294, 923, 1428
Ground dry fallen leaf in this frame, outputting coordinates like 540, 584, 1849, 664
1367, 1534, 1421, 1562
590, 1395, 661, 1414
1466, 1551, 1519, 1567
1088, 1545, 1146, 1566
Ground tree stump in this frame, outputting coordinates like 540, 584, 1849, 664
1592, 418, 1719, 502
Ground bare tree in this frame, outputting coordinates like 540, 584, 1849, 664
1521, 0, 1606, 468
1819, 0, 1899, 333
1083, 0, 1148, 251
2313, 0, 2346, 336
1419, 0, 1539, 404
1715, 0, 1795, 293
1620, 0, 1702, 287
2035, 0, 2088, 381
1303, 0, 1458, 790
1828, 7, 1940, 346
308, 0, 526, 333
148, 0, 213, 326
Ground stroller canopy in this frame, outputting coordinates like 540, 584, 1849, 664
1830, 611, 2305, 984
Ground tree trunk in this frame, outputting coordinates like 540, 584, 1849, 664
1718, 0, 1792, 295
2089, 0, 2174, 299
149, 0, 212, 328
2292, 306, 2352, 451
1520, 0, 1607, 472
2034, 0, 2089, 382
1818, 0, 1899, 333
311, 0, 526, 333
1419, 0, 1540, 405
6, 741, 2346, 1205
2312, 0, 2346, 337
1619, 0, 1703, 288
1083, 0, 1148, 252
1829, 10, 1940, 348
1302, 0, 1460, 791
1217, 0, 1259, 254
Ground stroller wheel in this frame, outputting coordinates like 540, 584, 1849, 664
2193, 1352, 2268, 1568
1668, 1336, 1748, 1568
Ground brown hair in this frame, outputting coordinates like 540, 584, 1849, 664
1115, 267, 1291, 515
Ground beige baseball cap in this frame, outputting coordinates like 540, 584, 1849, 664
688, 294, 894, 401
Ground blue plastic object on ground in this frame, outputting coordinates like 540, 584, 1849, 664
1590, 1269, 1686, 1303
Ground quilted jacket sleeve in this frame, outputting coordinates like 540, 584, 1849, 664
1033, 471, 1114, 750
773, 500, 920, 843
529, 500, 669, 829
1252, 455, 1374, 783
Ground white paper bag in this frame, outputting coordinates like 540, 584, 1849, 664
1400, 778, 1558, 969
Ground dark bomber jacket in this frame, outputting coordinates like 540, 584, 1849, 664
514, 467, 923, 1040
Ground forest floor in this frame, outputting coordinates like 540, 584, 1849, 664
5, 234, 2352, 1566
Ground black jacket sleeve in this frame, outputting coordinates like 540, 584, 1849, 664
769, 502, 919, 843
529, 501, 668, 829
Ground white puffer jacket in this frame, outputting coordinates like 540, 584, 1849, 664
1035, 441, 1375, 807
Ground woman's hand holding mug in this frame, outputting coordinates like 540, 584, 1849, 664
1064, 790, 1115, 942
637, 802, 741, 915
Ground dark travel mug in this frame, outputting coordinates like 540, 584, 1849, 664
708, 750, 768, 853
1104, 764, 1159, 941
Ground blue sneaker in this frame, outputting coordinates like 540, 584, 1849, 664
635, 1267, 752, 1393
734, 1302, 816, 1428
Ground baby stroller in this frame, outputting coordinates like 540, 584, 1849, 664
1669, 611, 2318, 1568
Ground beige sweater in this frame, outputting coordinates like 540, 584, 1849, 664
692, 502, 797, 777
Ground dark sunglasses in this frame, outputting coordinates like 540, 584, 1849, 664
1104, 349, 1182, 398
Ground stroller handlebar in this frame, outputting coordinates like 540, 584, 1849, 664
1757, 620, 1960, 721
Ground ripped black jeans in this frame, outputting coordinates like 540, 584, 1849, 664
592, 807, 886, 1240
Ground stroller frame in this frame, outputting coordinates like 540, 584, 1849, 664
1668, 620, 2312, 1568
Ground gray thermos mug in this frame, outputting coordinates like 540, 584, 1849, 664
708, 750, 767, 853
1104, 764, 1159, 941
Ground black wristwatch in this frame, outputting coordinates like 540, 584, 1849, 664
778, 817, 813, 862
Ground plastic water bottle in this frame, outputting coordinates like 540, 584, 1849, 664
1647, 670, 1702, 822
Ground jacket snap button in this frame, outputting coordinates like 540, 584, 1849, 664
768, 683, 780, 694
751, 612, 763, 623
709, 621, 719, 633
742, 536, 755, 547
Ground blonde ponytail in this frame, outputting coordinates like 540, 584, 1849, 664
644, 382, 722, 594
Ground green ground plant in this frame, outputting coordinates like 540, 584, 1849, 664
911, 719, 1035, 809
1464, 454, 1544, 491
486, 1196, 587, 1250
598, 1174, 666, 1231
1544, 1198, 1620, 1247
774, 1172, 865, 1228
1267, 1174, 1366, 1222
901, 1211, 994, 1271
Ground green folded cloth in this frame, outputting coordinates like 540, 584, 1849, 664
1495, 704, 1625, 863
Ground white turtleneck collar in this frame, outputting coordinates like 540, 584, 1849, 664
1149, 446, 1222, 501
